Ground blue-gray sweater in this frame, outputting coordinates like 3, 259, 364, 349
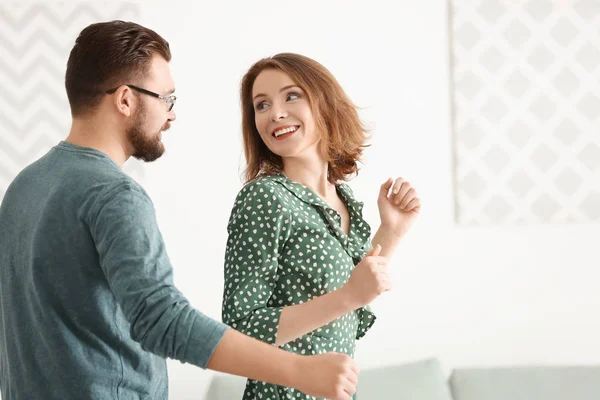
0, 141, 228, 399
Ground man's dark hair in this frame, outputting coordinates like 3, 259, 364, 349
65, 20, 171, 117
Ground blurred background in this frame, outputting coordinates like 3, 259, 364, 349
1, 0, 599, 399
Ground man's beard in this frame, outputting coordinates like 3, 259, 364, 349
126, 102, 169, 162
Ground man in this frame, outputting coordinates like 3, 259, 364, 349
0, 21, 358, 400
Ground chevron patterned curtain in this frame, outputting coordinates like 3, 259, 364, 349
0, 2, 144, 202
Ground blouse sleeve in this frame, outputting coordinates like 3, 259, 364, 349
222, 181, 292, 345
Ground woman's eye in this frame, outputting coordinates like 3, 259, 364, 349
255, 102, 268, 111
287, 92, 300, 101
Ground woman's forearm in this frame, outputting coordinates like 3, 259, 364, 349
275, 287, 357, 346
371, 224, 402, 262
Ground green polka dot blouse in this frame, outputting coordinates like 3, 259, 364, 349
222, 173, 376, 400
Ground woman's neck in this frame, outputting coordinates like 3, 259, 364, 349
282, 155, 335, 199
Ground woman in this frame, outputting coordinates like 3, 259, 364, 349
223, 53, 420, 400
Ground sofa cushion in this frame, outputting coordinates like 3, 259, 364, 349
205, 373, 247, 400
449, 366, 600, 400
358, 358, 453, 400
206, 358, 453, 400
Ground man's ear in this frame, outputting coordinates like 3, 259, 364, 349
113, 86, 134, 117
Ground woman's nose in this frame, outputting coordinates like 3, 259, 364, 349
270, 104, 288, 121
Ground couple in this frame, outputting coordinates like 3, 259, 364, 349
0, 21, 420, 400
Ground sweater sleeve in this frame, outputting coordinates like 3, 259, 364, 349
89, 183, 228, 368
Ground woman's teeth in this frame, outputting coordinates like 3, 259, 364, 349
273, 126, 298, 137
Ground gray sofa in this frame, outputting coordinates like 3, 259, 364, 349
206, 358, 600, 399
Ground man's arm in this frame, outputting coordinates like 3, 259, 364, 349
89, 183, 358, 399
207, 328, 358, 399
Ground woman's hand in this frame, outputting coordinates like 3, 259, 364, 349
340, 245, 390, 309
377, 177, 421, 238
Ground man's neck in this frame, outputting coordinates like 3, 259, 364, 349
65, 117, 130, 168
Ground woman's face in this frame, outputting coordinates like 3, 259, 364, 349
252, 69, 321, 160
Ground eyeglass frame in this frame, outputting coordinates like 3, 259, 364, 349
106, 84, 176, 112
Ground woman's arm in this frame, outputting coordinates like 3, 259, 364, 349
223, 181, 389, 348
372, 177, 421, 262
371, 225, 403, 261
274, 246, 387, 346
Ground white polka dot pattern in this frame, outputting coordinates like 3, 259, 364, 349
222, 174, 376, 400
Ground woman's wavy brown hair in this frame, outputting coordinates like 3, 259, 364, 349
240, 53, 370, 184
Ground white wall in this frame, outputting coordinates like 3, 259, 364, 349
132, 0, 599, 398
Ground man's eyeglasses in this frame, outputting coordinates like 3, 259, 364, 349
106, 84, 176, 112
